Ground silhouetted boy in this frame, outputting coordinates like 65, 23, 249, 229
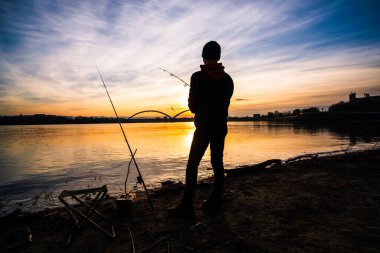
169, 41, 234, 219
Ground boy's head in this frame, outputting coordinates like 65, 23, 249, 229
202, 41, 221, 61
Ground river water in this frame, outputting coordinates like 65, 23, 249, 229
0, 121, 378, 216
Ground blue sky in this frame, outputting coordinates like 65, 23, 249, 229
1, 0, 380, 116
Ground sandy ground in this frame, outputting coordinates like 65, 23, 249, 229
0, 150, 379, 253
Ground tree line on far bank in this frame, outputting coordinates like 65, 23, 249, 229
0, 115, 122, 125
0, 114, 193, 125
264, 107, 321, 119
1, 97, 379, 125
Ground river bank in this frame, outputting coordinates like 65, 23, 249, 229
0, 149, 379, 252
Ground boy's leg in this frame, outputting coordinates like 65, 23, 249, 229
209, 124, 227, 203
182, 127, 210, 206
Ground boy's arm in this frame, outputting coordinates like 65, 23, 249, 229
188, 74, 200, 113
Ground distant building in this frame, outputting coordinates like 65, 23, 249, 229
349, 92, 380, 103
253, 114, 261, 119
329, 92, 380, 112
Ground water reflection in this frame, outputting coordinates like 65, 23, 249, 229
0, 121, 378, 215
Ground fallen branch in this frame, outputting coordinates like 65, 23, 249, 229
285, 149, 352, 163
286, 154, 318, 163
225, 159, 282, 177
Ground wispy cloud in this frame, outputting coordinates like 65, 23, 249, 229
0, 0, 379, 115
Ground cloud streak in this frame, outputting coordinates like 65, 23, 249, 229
0, 0, 379, 116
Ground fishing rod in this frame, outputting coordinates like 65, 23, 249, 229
159, 67, 190, 87
96, 65, 154, 211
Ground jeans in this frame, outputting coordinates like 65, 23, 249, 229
182, 122, 228, 205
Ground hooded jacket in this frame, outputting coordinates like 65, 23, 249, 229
188, 63, 234, 125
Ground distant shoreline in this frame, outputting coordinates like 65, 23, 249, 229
0, 112, 379, 125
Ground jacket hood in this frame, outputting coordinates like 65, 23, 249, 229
200, 63, 225, 80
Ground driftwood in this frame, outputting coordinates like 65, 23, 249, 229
285, 148, 356, 163
225, 159, 282, 177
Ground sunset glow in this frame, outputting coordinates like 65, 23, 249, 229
1, 0, 379, 116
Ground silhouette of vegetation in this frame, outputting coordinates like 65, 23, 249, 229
0, 114, 121, 125
0, 114, 195, 125
329, 100, 380, 112
261, 107, 321, 119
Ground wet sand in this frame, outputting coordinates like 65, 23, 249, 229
0, 150, 379, 252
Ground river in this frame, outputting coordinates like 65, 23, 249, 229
0, 121, 378, 216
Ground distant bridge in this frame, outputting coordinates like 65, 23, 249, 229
127, 109, 190, 120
